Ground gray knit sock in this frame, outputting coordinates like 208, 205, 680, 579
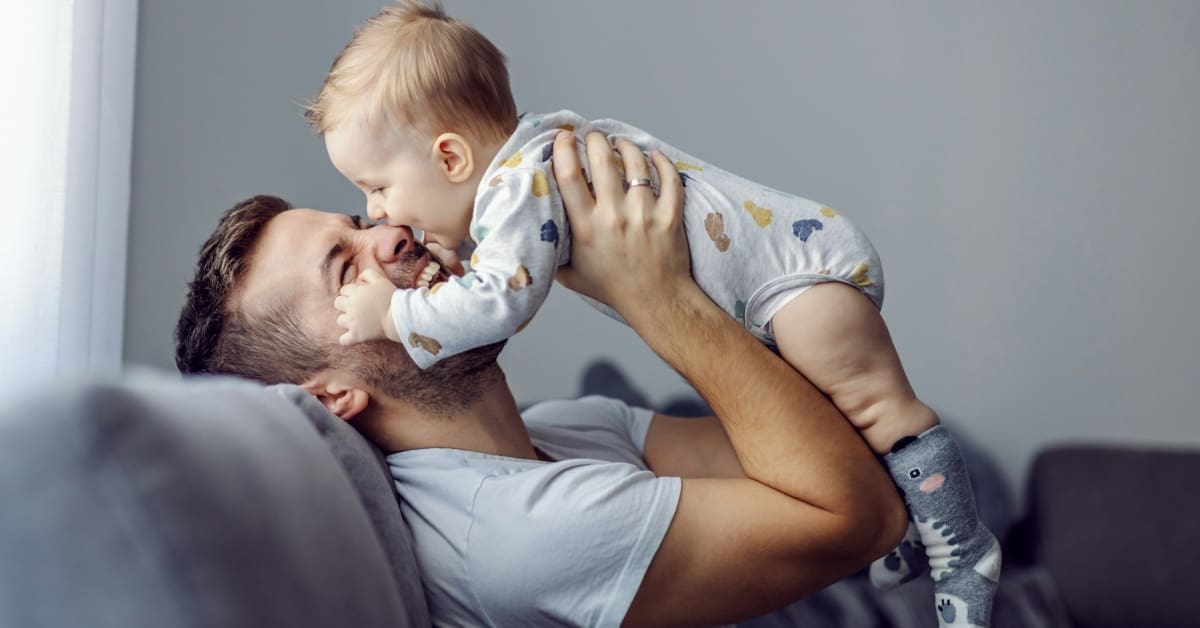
882, 425, 1002, 628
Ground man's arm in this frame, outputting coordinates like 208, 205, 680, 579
642, 414, 745, 479
553, 131, 907, 627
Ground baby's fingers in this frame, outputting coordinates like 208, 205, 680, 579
425, 242, 465, 276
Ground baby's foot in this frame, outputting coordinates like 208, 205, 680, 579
869, 520, 928, 590
883, 425, 1001, 627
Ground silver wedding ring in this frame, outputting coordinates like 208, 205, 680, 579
627, 178, 653, 188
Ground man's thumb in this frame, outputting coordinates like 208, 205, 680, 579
554, 265, 578, 291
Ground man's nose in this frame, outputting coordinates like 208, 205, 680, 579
373, 225, 416, 263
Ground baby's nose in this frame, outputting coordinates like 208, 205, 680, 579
366, 203, 385, 222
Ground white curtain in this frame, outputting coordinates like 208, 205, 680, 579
0, 0, 137, 387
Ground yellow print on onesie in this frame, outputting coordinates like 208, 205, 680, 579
742, 200, 773, 227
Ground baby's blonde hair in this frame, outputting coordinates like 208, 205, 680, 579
306, 0, 517, 143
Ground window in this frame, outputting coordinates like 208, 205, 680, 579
0, 1, 137, 388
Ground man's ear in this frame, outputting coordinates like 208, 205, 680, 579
300, 372, 370, 421
431, 132, 474, 183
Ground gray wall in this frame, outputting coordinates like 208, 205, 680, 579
127, 0, 1200, 498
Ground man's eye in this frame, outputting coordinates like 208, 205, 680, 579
341, 264, 356, 285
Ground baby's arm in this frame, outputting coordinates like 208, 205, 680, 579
382, 167, 565, 368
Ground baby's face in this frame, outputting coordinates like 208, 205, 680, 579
325, 115, 471, 249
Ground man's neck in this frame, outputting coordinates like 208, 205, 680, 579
372, 367, 538, 460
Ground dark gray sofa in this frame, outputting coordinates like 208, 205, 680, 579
1, 372, 1196, 627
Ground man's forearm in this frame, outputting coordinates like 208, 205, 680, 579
627, 285, 896, 522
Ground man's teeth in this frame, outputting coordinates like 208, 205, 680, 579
416, 262, 441, 288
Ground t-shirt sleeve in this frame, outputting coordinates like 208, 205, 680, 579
464, 459, 680, 628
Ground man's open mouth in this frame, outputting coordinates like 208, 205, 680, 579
415, 261, 441, 289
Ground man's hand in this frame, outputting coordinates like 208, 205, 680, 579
552, 131, 696, 328
334, 269, 400, 345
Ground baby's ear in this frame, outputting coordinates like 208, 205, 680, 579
432, 132, 474, 183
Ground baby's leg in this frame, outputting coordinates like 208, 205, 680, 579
772, 282, 1000, 627
770, 282, 933, 454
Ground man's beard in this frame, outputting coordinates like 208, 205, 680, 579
332, 242, 503, 414
387, 239, 438, 289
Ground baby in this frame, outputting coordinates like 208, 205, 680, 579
310, 2, 999, 625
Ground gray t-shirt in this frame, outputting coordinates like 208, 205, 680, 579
386, 395, 681, 627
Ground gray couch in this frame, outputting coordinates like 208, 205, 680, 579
0, 374, 429, 628
1, 372, 1196, 627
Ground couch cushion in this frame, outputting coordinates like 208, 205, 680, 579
1021, 445, 1200, 628
0, 374, 425, 628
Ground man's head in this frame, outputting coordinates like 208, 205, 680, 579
176, 195, 504, 441
308, 1, 518, 249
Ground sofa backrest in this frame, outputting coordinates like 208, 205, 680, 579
1017, 445, 1200, 628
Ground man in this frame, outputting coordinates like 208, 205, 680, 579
176, 131, 907, 626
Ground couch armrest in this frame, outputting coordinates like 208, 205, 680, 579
0, 374, 425, 628
1016, 445, 1200, 628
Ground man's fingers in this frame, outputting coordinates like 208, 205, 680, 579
552, 131, 595, 227
650, 149, 683, 227
554, 265, 578, 292
614, 139, 652, 192
585, 132, 623, 203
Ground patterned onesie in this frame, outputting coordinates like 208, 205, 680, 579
388, 109, 884, 368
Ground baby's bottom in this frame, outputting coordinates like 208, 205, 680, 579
769, 282, 937, 454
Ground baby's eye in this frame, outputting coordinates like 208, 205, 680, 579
370, 187, 385, 195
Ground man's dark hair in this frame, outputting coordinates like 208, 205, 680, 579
175, 195, 331, 384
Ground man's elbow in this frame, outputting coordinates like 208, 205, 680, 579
853, 487, 908, 561
868, 488, 909, 558
826, 486, 908, 562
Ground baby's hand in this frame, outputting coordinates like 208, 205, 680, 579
424, 241, 466, 276
334, 269, 400, 345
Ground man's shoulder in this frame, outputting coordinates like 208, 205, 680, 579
522, 395, 654, 468
521, 394, 631, 426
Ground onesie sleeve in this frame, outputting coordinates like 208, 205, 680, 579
388, 166, 566, 369
465, 460, 680, 628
